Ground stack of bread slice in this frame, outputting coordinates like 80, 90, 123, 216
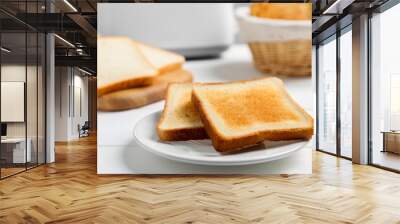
157, 77, 313, 154
97, 36, 192, 111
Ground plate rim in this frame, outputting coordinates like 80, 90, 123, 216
133, 110, 309, 166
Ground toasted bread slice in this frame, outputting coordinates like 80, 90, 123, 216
192, 77, 314, 153
157, 83, 207, 141
98, 69, 193, 111
97, 36, 159, 96
135, 41, 185, 74
250, 3, 312, 20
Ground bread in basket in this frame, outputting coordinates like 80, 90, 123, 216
236, 3, 312, 76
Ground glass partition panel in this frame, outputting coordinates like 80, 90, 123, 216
339, 28, 352, 158
0, 1, 46, 179
317, 36, 337, 155
38, 32, 45, 165
1, 30, 27, 177
27, 30, 38, 169
371, 4, 400, 171
27, 0, 40, 169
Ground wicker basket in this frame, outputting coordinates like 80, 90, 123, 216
236, 7, 311, 77
248, 40, 311, 76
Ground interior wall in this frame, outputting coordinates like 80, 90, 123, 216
54, 66, 70, 141
71, 73, 89, 138
54, 66, 90, 141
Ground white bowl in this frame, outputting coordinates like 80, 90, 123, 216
235, 7, 311, 43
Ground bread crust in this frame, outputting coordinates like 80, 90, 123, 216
133, 40, 185, 74
98, 69, 192, 111
157, 126, 208, 141
157, 83, 208, 141
97, 63, 184, 97
157, 63, 183, 74
192, 77, 314, 153
98, 82, 167, 111
97, 76, 155, 96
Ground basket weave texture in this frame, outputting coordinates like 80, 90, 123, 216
248, 40, 311, 76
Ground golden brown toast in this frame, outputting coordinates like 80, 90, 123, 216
250, 3, 312, 20
98, 69, 193, 111
157, 83, 208, 141
192, 77, 313, 153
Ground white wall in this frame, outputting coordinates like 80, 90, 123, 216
54, 66, 69, 141
54, 67, 89, 141
71, 73, 89, 138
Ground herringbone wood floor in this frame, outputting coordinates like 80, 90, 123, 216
1, 135, 400, 224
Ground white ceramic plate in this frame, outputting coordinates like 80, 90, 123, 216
133, 111, 309, 166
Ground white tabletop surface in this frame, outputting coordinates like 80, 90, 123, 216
97, 45, 314, 174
